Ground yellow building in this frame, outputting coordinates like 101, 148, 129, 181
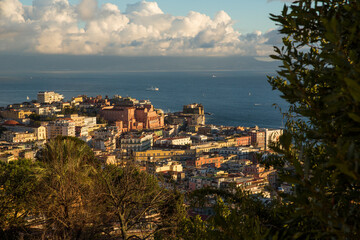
1, 110, 33, 120
72, 96, 83, 104
68, 114, 85, 127
134, 149, 195, 161
3, 131, 37, 143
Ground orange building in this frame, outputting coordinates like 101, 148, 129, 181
236, 136, 251, 146
100, 104, 164, 131
187, 155, 224, 168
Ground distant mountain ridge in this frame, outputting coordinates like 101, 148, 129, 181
0, 55, 279, 74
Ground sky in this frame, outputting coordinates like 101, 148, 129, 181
0, 0, 295, 56
17, 0, 291, 33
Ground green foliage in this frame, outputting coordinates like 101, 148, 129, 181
180, 1, 360, 239
0, 159, 40, 237
0, 138, 185, 239
180, 187, 285, 240
266, 0, 360, 238
37, 136, 98, 167
61, 106, 78, 115
35, 137, 102, 239
28, 113, 41, 121
98, 164, 186, 240
0, 126, 6, 136
96, 116, 108, 124
29, 113, 56, 122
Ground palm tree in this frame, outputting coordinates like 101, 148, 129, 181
36, 136, 102, 239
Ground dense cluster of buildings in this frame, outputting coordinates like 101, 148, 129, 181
0, 91, 287, 201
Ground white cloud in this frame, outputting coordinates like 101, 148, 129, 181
77, 0, 98, 21
0, 0, 281, 56
0, 0, 24, 23
125, 1, 163, 16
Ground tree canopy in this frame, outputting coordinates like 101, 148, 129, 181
180, 1, 360, 239
0, 159, 40, 239
0, 137, 185, 239
266, 0, 360, 238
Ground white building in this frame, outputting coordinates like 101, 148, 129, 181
217, 146, 260, 159
156, 137, 192, 146
33, 126, 47, 140
37, 91, 64, 104
154, 161, 183, 173
265, 128, 283, 150
35, 106, 60, 116
93, 137, 116, 151
84, 116, 97, 128
120, 134, 153, 152
191, 134, 208, 143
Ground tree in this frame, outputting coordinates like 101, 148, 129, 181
180, 1, 360, 239
265, 0, 360, 238
0, 126, 6, 137
97, 164, 186, 240
179, 186, 285, 240
0, 159, 40, 239
35, 136, 103, 239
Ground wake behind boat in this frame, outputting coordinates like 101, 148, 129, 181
146, 87, 159, 91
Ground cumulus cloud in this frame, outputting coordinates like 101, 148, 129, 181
0, 0, 281, 56
77, 0, 98, 21
125, 1, 163, 16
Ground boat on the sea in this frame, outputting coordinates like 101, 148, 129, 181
146, 87, 159, 91
212, 74, 217, 78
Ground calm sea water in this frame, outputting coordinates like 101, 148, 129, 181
0, 71, 288, 128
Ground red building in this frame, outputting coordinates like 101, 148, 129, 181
249, 131, 265, 149
236, 136, 251, 146
100, 104, 164, 131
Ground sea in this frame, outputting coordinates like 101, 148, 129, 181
0, 71, 288, 128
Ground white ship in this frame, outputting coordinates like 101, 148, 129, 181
146, 87, 159, 91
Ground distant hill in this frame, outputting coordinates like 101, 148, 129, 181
0, 55, 279, 75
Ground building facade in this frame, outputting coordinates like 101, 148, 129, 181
156, 137, 192, 146
134, 149, 196, 161
120, 134, 153, 152
100, 105, 164, 131
46, 120, 75, 139
249, 130, 266, 149
37, 91, 64, 104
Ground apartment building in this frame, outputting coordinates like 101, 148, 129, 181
120, 134, 153, 152
37, 91, 64, 104
46, 120, 75, 139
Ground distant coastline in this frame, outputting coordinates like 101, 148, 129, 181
0, 71, 287, 128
